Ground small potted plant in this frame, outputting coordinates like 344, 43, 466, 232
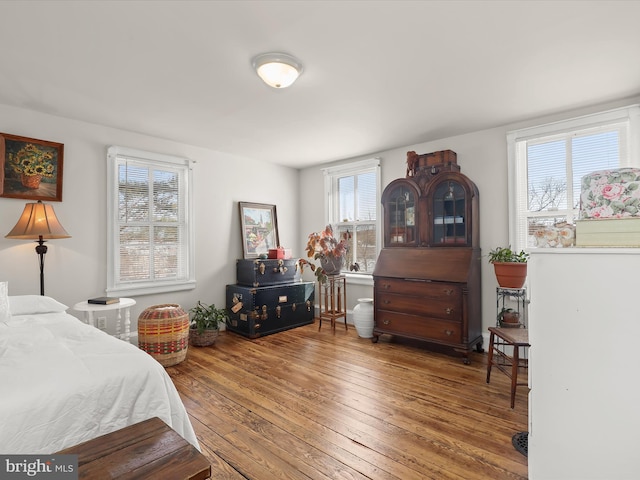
497, 307, 521, 328
298, 225, 352, 284
488, 246, 529, 289
189, 301, 228, 347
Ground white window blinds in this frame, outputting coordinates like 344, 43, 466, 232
107, 146, 195, 296
324, 158, 381, 275
507, 105, 640, 251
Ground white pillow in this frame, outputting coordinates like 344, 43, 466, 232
0, 282, 9, 322
8, 295, 68, 316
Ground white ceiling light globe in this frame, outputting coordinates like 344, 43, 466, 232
252, 53, 304, 89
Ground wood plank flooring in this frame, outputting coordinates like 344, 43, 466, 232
168, 323, 528, 480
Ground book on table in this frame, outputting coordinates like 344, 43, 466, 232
88, 297, 120, 305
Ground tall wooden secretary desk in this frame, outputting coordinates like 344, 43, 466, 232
372, 150, 483, 363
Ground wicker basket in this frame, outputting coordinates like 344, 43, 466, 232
138, 304, 189, 367
189, 328, 219, 347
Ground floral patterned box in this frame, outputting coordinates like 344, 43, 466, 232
533, 224, 575, 248
580, 168, 640, 219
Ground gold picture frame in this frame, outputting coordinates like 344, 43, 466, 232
0, 133, 64, 201
239, 202, 279, 259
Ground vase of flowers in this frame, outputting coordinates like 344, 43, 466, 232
8, 143, 56, 189
298, 225, 350, 284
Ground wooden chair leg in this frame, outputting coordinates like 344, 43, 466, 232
486, 331, 495, 383
510, 345, 519, 409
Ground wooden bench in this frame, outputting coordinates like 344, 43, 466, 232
56, 417, 210, 479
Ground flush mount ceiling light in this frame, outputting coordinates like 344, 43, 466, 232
252, 52, 304, 89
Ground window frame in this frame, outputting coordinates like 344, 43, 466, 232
323, 158, 381, 283
507, 105, 640, 252
106, 145, 196, 296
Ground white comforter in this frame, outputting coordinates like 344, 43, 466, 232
0, 311, 198, 454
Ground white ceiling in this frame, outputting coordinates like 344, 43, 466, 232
1, 1, 639, 168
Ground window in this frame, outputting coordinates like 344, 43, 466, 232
507, 105, 640, 251
107, 146, 195, 296
323, 158, 381, 276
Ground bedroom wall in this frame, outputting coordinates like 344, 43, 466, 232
3, 94, 638, 339
299, 94, 640, 340
0, 104, 301, 331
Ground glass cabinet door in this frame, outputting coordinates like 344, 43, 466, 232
432, 180, 467, 245
385, 185, 417, 246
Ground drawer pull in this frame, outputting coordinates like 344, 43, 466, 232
383, 299, 391, 304
443, 289, 454, 296
383, 283, 391, 289
445, 329, 453, 336
276, 306, 281, 318
445, 307, 453, 315
383, 319, 390, 325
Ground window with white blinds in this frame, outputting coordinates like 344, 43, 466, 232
323, 158, 380, 275
507, 105, 640, 252
107, 146, 195, 296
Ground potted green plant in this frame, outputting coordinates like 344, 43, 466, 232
497, 307, 521, 328
488, 246, 529, 288
189, 301, 228, 347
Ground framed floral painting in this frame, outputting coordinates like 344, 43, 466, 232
0, 133, 64, 201
239, 202, 279, 258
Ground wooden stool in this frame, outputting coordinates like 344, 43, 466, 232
57, 417, 210, 479
486, 327, 530, 408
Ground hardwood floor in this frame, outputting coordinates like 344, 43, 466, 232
168, 323, 528, 480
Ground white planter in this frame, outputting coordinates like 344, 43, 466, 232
353, 298, 374, 338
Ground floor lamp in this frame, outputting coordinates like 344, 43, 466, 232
5, 200, 71, 296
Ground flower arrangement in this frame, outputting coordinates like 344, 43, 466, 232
8, 143, 56, 178
298, 225, 351, 283
533, 223, 575, 248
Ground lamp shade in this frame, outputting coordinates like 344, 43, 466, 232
252, 52, 303, 89
5, 200, 71, 239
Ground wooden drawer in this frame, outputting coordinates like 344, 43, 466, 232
376, 291, 460, 320
375, 277, 461, 301
375, 310, 462, 344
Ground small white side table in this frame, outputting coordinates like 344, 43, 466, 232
73, 298, 136, 343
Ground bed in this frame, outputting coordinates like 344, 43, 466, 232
0, 289, 199, 454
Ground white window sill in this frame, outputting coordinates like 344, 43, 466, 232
107, 280, 196, 297
343, 272, 374, 286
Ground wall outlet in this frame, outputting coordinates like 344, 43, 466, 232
97, 316, 107, 331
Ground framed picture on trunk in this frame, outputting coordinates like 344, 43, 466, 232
0, 133, 64, 201
239, 202, 279, 259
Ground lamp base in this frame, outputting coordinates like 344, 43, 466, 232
35, 237, 48, 296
